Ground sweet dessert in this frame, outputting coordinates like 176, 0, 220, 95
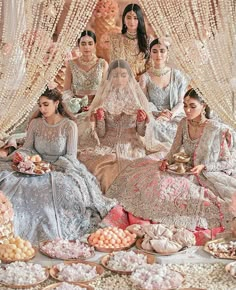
40, 238, 94, 260
226, 261, 236, 277
0, 191, 14, 244
130, 264, 184, 290
0, 236, 35, 261
88, 227, 136, 250
136, 224, 196, 254
105, 250, 148, 271
0, 261, 47, 285
53, 262, 98, 282
13, 154, 51, 175
206, 240, 236, 258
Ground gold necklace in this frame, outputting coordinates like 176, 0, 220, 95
125, 31, 137, 40
79, 55, 97, 67
151, 67, 170, 77
189, 118, 206, 127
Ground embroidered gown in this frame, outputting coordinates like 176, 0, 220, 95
79, 112, 146, 193
140, 69, 189, 151
0, 118, 116, 244
103, 118, 236, 231
69, 58, 106, 104
109, 34, 147, 79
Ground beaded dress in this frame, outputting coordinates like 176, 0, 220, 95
140, 69, 189, 151
78, 60, 150, 193
69, 58, 106, 104
103, 118, 236, 231
0, 118, 116, 244
109, 34, 147, 79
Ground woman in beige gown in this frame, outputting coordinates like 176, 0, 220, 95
78, 59, 150, 193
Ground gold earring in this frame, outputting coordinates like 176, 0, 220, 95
200, 110, 206, 123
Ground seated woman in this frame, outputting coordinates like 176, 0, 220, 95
78, 59, 149, 193
103, 88, 236, 231
0, 89, 116, 244
140, 38, 189, 151
63, 30, 108, 112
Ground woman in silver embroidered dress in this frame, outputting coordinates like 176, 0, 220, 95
63, 30, 108, 112
78, 59, 150, 193
109, 4, 149, 80
140, 38, 189, 152
103, 88, 236, 231
0, 89, 116, 244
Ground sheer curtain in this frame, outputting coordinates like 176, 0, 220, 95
0, 0, 97, 135
139, 0, 236, 128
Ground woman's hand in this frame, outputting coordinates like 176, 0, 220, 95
82, 106, 90, 112
190, 164, 205, 175
157, 109, 173, 120
12, 152, 24, 164
137, 109, 148, 122
95, 108, 105, 121
159, 159, 168, 171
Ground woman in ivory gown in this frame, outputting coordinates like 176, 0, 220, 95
63, 30, 108, 112
78, 59, 150, 193
0, 89, 116, 244
109, 3, 149, 80
140, 38, 189, 152
102, 88, 236, 231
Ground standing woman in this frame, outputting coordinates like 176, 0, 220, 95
63, 30, 108, 112
140, 38, 189, 151
109, 3, 149, 80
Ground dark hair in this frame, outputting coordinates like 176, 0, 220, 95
150, 38, 169, 51
184, 88, 211, 119
107, 59, 133, 79
121, 4, 148, 57
77, 30, 96, 45
32, 88, 75, 121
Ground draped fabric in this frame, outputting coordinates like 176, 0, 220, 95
0, 0, 98, 135
139, 0, 236, 129
105, 118, 236, 231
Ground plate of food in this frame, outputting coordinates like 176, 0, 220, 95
39, 239, 95, 260
167, 163, 193, 175
135, 238, 188, 256
87, 227, 137, 253
49, 261, 104, 284
203, 238, 236, 259
0, 237, 37, 263
130, 264, 185, 290
225, 261, 236, 278
100, 250, 155, 275
12, 154, 51, 176
0, 262, 49, 289
42, 282, 94, 290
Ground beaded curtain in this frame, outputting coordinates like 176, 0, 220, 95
0, 0, 97, 135
139, 0, 236, 128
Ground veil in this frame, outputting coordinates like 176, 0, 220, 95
88, 59, 150, 116
79, 59, 162, 153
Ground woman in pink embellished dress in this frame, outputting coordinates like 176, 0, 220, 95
103, 88, 236, 231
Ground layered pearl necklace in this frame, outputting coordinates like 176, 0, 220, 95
151, 66, 171, 77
